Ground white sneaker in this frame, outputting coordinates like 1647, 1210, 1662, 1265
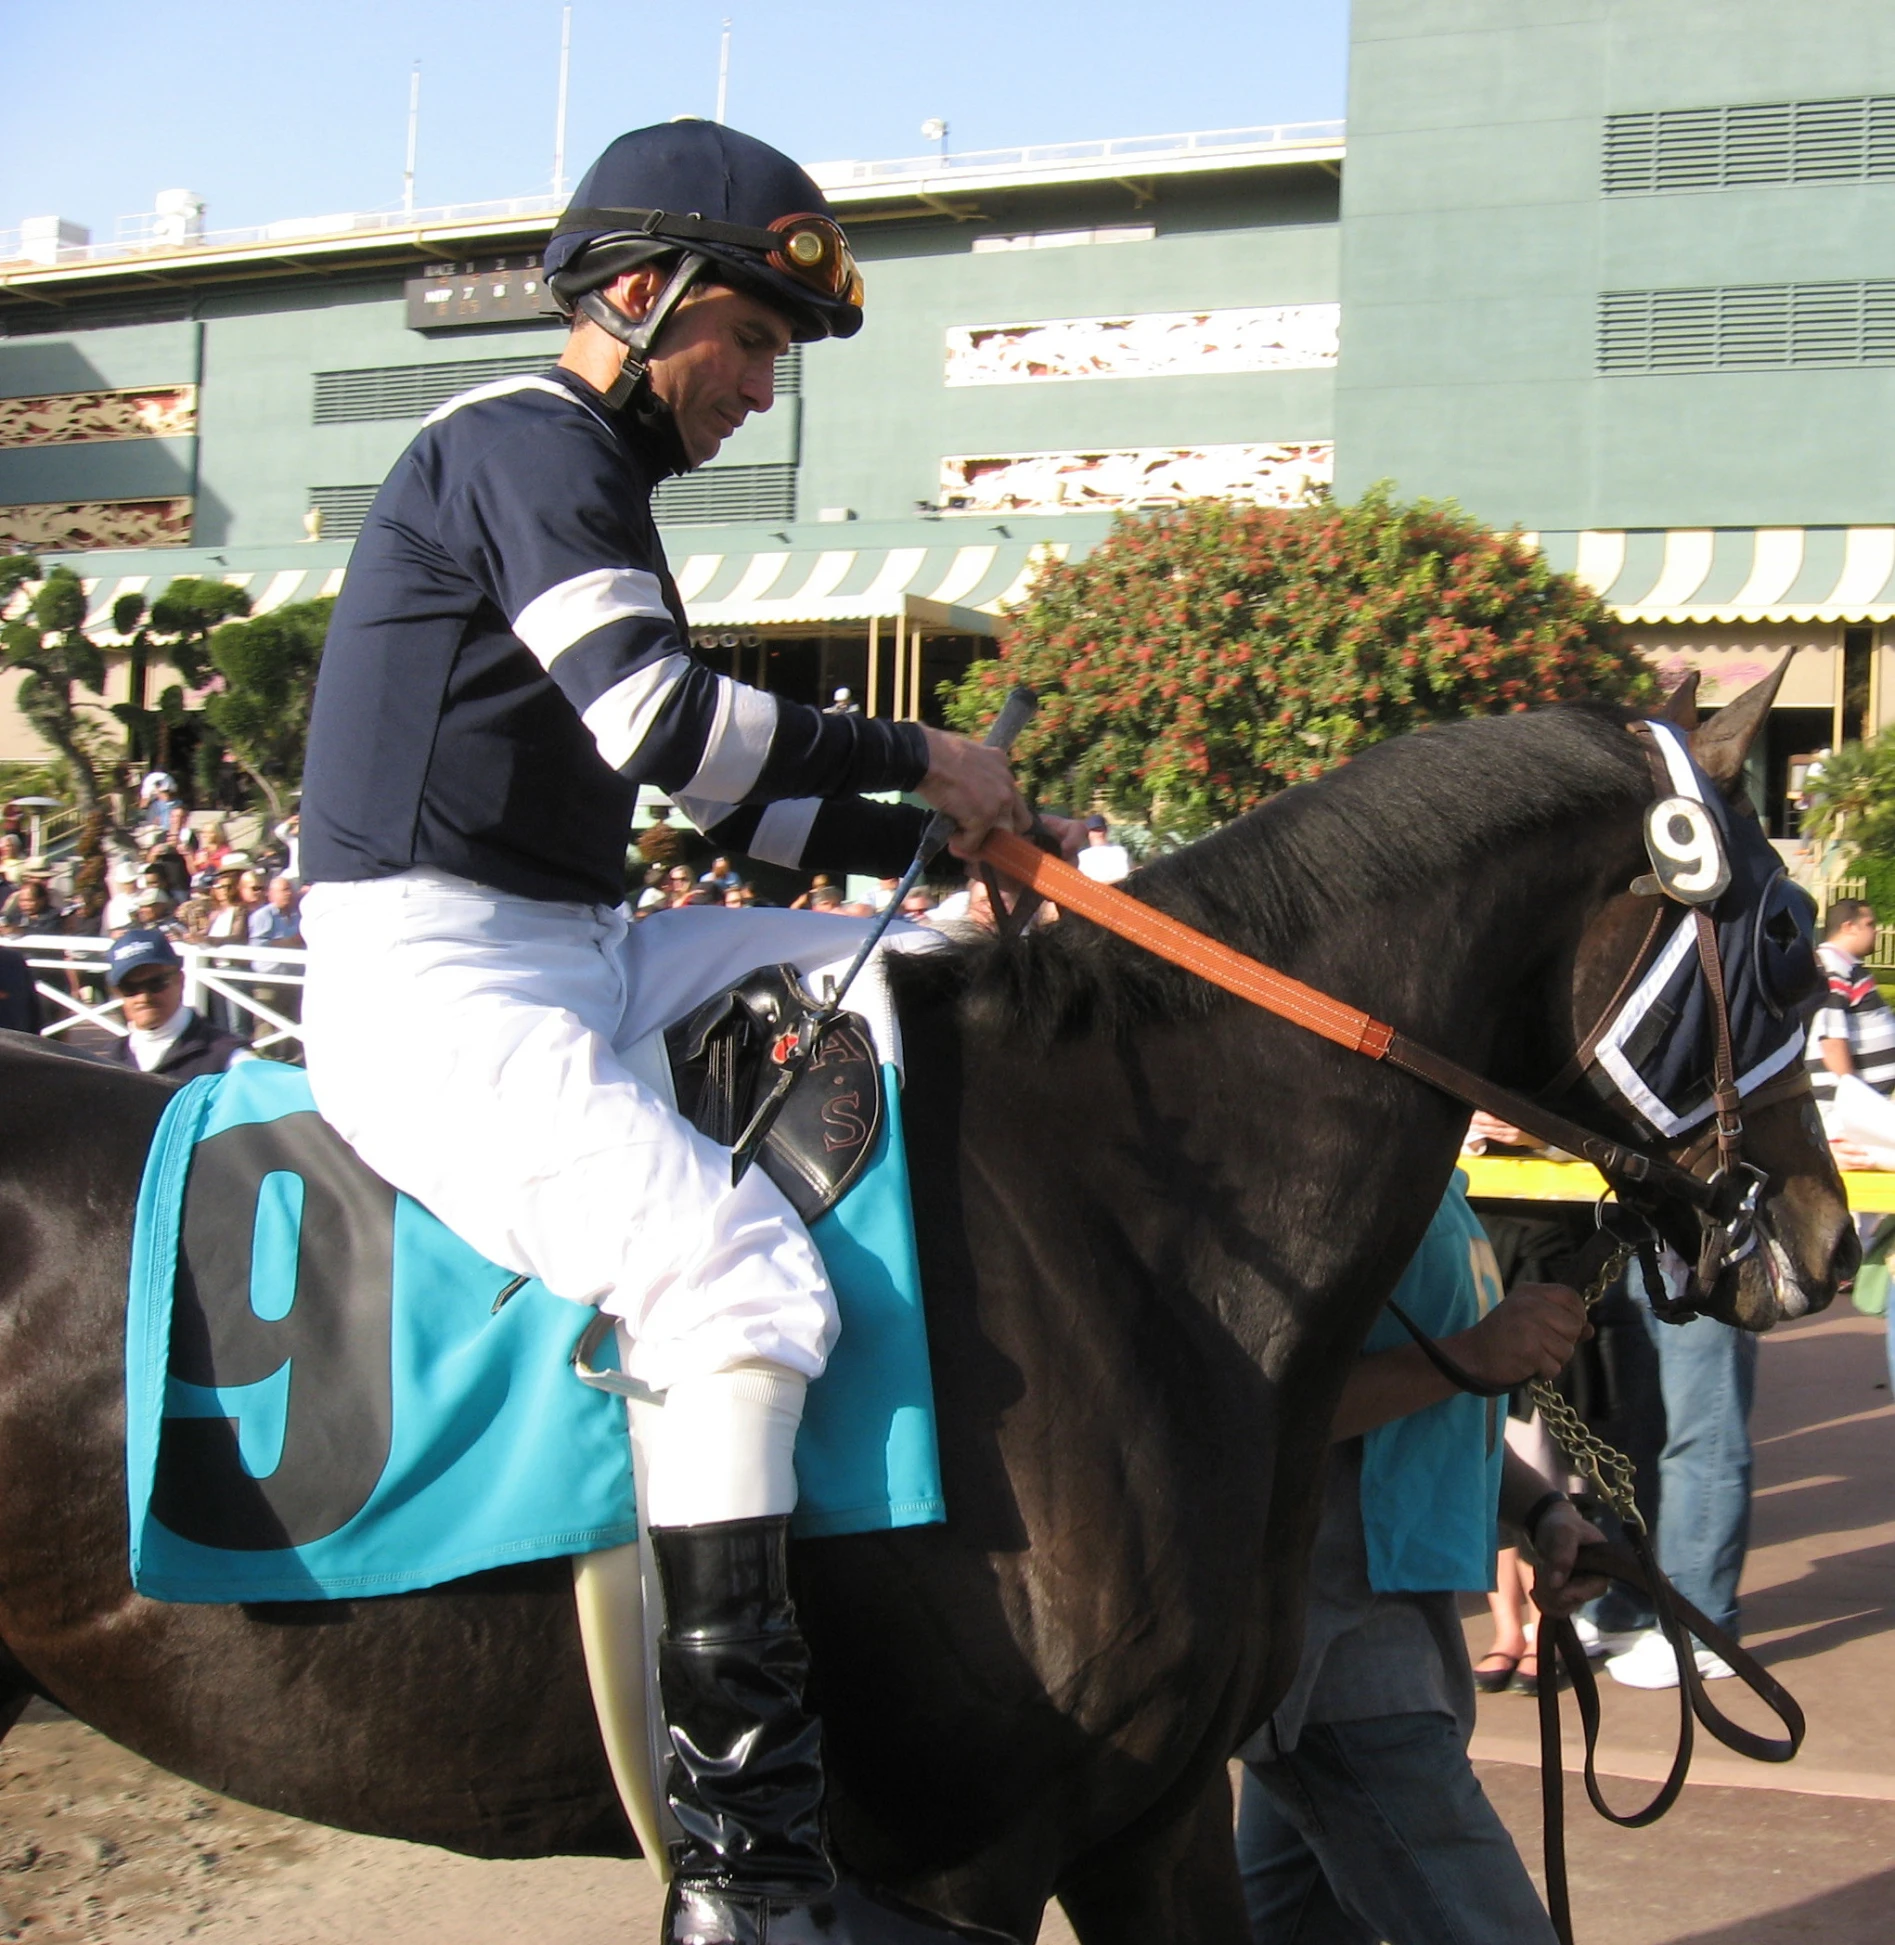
1572, 1616, 1645, 1659
1605, 1628, 1736, 1689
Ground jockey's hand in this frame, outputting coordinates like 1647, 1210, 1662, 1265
1444, 1281, 1591, 1391
1528, 1500, 1610, 1620
918, 726, 1032, 859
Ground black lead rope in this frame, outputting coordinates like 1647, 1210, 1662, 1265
1385, 1300, 1515, 1398
1383, 1284, 1807, 1944
1535, 1534, 1804, 1945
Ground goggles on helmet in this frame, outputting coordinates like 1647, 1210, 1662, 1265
550, 205, 863, 314
764, 213, 864, 306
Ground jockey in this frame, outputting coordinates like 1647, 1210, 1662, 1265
298, 122, 1049, 1945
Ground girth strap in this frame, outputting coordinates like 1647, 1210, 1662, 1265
976, 831, 1734, 1219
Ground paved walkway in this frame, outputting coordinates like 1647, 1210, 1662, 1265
1463, 1304, 1895, 1944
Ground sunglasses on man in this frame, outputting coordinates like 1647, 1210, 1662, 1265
117, 970, 180, 998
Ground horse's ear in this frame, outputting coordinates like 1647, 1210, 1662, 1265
1689, 652, 1794, 795
1657, 674, 1700, 730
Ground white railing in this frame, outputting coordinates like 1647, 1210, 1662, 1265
16, 934, 305, 1059
807, 120, 1347, 190
1, 196, 566, 270
2, 121, 1350, 276
35, 808, 83, 854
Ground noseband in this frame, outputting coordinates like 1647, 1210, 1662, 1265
977, 717, 1811, 1319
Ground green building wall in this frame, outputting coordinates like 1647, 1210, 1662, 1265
1335, 0, 1895, 531
2, 159, 1340, 560
809, 174, 1339, 524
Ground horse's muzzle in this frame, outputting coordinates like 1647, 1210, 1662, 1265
1715, 1198, 1855, 1331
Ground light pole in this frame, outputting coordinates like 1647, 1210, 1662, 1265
552, 7, 572, 195
402, 63, 421, 218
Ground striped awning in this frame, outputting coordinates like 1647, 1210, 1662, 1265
69, 543, 1065, 640
1539, 527, 1895, 625
675, 540, 1067, 630
79, 564, 344, 636
58, 528, 1895, 639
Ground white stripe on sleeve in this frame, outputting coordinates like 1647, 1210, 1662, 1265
512, 566, 673, 670
670, 792, 735, 836
747, 798, 823, 867
682, 680, 779, 804
579, 652, 692, 771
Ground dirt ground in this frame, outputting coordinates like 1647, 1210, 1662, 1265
0, 1700, 1081, 1944
1, 1698, 1888, 1945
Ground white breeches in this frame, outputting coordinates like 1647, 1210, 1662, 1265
300, 871, 926, 1413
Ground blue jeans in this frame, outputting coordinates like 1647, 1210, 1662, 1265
1589, 1295, 1757, 1638
1236, 1715, 1556, 1945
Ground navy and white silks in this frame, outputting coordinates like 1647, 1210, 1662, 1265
297, 368, 941, 1507
302, 368, 930, 904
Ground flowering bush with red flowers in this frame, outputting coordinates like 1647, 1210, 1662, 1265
944, 486, 1657, 839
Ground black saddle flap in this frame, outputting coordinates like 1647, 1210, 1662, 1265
665, 963, 884, 1226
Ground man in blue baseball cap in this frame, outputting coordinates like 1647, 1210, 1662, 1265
106, 929, 252, 1081
299, 120, 1055, 1944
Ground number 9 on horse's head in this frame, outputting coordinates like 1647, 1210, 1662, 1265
1556, 658, 1851, 1331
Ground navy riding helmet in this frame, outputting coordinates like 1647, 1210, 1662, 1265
544, 121, 862, 407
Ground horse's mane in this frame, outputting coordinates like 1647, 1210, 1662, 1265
903, 704, 1652, 1040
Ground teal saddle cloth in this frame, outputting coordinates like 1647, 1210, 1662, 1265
126, 1061, 945, 1602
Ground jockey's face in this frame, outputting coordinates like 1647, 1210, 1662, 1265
637, 278, 792, 467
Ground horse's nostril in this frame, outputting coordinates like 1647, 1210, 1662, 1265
1835, 1221, 1863, 1285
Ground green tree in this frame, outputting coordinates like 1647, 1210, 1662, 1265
200, 597, 333, 815
1800, 734, 1895, 862
944, 486, 1658, 840
0, 555, 109, 814
110, 577, 254, 777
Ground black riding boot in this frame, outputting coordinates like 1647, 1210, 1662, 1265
651, 1517, 1009, 1945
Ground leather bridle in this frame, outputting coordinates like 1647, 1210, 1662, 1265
976, 723, 1797, 1322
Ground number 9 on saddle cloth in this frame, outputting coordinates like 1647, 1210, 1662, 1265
122, 965, 942, 1605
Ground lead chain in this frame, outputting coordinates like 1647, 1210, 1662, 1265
1524, 1235, 1648, 1534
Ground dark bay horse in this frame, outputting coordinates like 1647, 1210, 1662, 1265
0, 681, 1852, 1943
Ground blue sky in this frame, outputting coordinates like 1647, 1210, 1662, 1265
3, 1, 1349, 239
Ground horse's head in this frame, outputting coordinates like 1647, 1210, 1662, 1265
1562, 663, 1854, 1330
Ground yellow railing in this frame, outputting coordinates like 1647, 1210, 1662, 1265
1461, 1152, 1895, 1215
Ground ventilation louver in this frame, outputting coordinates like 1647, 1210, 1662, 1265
305, 485, 380, 540
652, 464, 797, 526
1599, 280, 1895, 373
313, 346, 802, 425
1606, 96, 1895, 194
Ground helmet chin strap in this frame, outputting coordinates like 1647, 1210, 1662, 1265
577, 252, 707, 410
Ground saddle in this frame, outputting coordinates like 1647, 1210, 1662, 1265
666, 963, 883, 1225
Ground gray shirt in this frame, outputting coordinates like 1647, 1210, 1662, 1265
1240, 1441, 1476, 1761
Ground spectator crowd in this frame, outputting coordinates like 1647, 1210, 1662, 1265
0, 781, 307, 1061
623, 805, 1136, 929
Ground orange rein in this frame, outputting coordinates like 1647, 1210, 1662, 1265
976, 828, 1395, 1060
